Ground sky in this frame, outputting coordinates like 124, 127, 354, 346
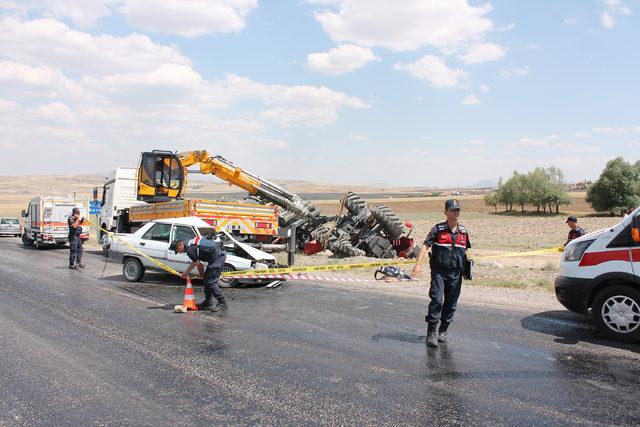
0, 0, 639, 187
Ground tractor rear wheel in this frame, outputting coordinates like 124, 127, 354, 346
366, 235, 396, 259
371, 205, 405, 239
343, 192, 367, 215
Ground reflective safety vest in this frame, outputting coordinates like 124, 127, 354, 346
430, 222, 469, 270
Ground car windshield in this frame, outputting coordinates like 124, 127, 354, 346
1, 219, 19, 225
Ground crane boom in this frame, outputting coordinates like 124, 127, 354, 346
137, 149, 321, 220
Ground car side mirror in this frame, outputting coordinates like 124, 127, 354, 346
632, 227, 640, 244
21, 209, 26, 217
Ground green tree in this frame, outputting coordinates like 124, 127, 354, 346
587, 157, 640, 215
483, 192, 499, 213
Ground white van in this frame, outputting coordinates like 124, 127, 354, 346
98, 167, 146, 234
555, 211, 640, 342
22, 195, 88, 248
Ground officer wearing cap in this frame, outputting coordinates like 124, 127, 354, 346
411, 199, 471, 348
169, 237, 228, 312
564, 215, 585, 248
67, 207, 85, 270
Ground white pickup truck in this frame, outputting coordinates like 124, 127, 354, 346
106, 216, 280, 286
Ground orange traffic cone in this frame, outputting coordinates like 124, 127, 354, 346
182, 277, 198, 311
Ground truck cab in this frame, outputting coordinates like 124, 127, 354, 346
98, 167, 147, 235
555, 210, 640, 342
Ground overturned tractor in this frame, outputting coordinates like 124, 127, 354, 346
308, 193, 419, 259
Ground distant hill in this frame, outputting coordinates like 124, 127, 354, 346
469, 179, 498, 189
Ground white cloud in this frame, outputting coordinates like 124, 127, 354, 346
599, 0, 632, 29
563, 17, 579, 26
573, 132, 591, 138
0, 17, 190, 75
348, 133, 368, 141
515, 135, 559, 147
591, 126, 626, 135
461, 94, 479, 105
467, 139, 486, 146
312, 0, 495, 52
393, 55, 468, 88
121, 0, 257, 37
500, 66, 530, 78
459, 42, 507, 64
496, 22, 515, 32
306, 44, 380, 75
479, 84, 490, 92
0, 0, 114, 28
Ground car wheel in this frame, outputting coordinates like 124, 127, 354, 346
592, 285, 640, 342
21, 233, 34, 247
219, 263, 240, 288
123, 257, 145, 282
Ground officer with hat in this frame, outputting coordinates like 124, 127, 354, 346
67, 207, 85, 269
169, 236, 228, 312
411, 199, 471, 347
564, 215, 585, 248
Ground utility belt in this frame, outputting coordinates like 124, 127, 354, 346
428, 252, 473, 280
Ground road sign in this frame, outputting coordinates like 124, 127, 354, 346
89, 200, 101, 215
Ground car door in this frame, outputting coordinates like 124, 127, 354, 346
138, 223, 171, 266
165, 224, 197, 272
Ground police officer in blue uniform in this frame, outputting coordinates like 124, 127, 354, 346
68, 207, 85, 270
412, 199, 471, 347
170, 236, 228, 312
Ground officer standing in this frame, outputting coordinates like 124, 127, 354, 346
564, 215, 585, 248
170, 236, 228, 312
67, 207, 85, 270
411, 199, 471, 348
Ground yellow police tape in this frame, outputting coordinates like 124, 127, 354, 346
87, 218, 182, 277
87, 216, 562, 279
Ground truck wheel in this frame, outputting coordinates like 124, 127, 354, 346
370, 205, 405, 239
21, 233, 34, 247
591, 285, 640, 342
219, 264, 240, 288
123, 257, 145, 282
343, 192, 367, 215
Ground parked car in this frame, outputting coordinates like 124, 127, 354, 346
0, 217, 21, 237
105, 216, 281, 286
555, 209, 640, 342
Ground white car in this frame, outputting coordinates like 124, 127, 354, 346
555, 209, 640, 342
0, 217, 21, 237
106, 216, 280, 285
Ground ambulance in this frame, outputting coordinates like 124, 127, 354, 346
555, 211, 640, 342
21, 195, 88, 248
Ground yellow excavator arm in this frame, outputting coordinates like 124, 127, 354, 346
136, 149, 317, 219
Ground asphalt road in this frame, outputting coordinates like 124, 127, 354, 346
1, 237, 639, 426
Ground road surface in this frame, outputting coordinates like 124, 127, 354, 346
0, 237, 638, 425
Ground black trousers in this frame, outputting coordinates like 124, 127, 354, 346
426, 267, 463, 324
203, 255, 226, 303
69, 236, 84, 266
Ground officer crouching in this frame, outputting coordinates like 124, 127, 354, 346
411, 199, 471, 347
169, 236, 228, 312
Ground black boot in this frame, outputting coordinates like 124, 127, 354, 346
210, 299, 228, 312
438, 322, 450, 343
426, 322, 439, 347
197, 286, 213, 310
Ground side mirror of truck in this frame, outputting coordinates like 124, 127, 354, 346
21, 209, 26, 218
